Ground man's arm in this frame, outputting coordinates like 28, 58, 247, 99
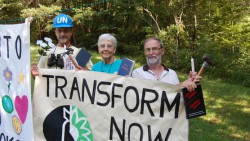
31, 55, 48, 79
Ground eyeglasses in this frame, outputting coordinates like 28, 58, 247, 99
99, 44, 115, 49
144, 47, 162, 53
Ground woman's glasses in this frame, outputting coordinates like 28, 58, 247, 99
99, 44, 114, 49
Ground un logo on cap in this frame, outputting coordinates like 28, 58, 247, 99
53, 14, 73, 28
56, 16, 68, 24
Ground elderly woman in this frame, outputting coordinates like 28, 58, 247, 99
91, 33, 122, 74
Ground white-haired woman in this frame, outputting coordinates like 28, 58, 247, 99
91, 33, 122, 74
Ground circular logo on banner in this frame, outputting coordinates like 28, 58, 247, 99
43, 105, 93, 141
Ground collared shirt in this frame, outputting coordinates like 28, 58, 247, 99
131, 64, 180, 85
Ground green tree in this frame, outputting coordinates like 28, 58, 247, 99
1, 0, 249, 85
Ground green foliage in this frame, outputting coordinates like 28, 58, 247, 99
2, 0, 249, 86
20, 4, 61, 43
21, 4, 61, 31
0, 2, 26, 23
71, 7, 96, 48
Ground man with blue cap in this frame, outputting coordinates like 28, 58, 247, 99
31, 13, 93, 77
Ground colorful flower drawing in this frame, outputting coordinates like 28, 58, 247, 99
3, 67, 13, 92
3, 67, 13, 81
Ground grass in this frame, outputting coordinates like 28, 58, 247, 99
31, 45, 250, 141
179, 76, 250, 141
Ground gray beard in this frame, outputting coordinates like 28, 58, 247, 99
59, 37, 68, 44
146, 55, 162, 66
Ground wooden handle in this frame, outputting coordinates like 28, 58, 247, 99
197, 67, 205, 76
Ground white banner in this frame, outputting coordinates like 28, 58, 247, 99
0, 20, 34, 140
33, 69, 188, 141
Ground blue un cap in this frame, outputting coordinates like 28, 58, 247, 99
53, 13, 73, 28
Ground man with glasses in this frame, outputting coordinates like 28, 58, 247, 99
31, 13, 93, 78
132, 37, 200, 92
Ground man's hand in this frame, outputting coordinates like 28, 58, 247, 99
179, 79, 197, 92
188, 71, 202, 84
31, 64, 39, 79
179, 71, 202, 92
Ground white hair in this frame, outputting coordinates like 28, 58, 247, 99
97, 33, 117, 47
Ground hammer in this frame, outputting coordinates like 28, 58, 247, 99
197, 55, 213, 76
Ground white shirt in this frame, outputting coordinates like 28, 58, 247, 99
132, 65, 180, 85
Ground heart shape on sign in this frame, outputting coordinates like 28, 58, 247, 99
15, 95, 28, 124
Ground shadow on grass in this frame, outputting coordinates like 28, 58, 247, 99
189, 79, 250, 141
